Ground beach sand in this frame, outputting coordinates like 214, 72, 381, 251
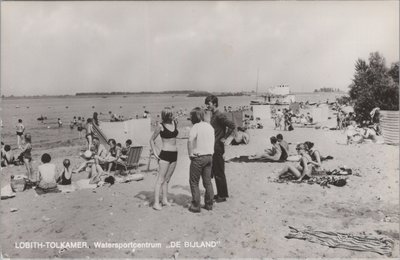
1, 124, 399, 258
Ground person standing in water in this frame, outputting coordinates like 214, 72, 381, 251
16, 119, 25, 148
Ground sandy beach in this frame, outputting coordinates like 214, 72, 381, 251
1, 120, 398, 258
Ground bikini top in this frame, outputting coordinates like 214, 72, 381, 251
160, 122, 178, 139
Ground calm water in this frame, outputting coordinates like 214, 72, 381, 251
0, 92, 345, 149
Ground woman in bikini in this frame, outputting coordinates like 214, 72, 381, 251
304, 141, 323, 169
277, 143, 318, 181
20, 133, 34, 182
150, 107, 178, 210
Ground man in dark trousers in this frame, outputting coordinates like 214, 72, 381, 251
205, 95, 236, 203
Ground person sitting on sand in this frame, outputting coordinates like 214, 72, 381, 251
99, 139, 121, 173
120, 139, 132, 160
1, 145, 15, 167
306, 113, 313, 124
304, 141, 323, 170
360, 127, 378, 142
249, 136, 283, 161
37, 153, 58, 190
346, 121, 363, 145
73, 137, 107, 173
276, 134, 289, 160
276, 143, 318, 181
231, 127, 250, 145
57, 159, 72, 185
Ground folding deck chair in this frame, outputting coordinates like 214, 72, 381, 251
115, 146, 143, 174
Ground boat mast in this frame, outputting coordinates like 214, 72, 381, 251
255, 68, 259, 96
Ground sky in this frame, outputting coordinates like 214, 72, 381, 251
1, 1, 398, 96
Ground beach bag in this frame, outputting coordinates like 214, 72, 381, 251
288, 125, 294, 131
10, 175, 26, 192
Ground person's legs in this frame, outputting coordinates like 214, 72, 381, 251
162, 161, 177, 206
189, 157, 202, 210
17, 135, 21, 148
201, 156, 214, 209
23, 158, 33, 180
212, 152, 228, 199
153, 160, 169, 210
87, 135, 92, 150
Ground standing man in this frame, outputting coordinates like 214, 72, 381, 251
205, 95, 236, 203
187, 107, 215, 213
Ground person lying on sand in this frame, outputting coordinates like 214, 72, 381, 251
249, 136, 283, 161
276, 143, 319, 181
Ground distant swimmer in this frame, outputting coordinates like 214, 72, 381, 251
58, 118, 63, 127
16, 119, 25, 148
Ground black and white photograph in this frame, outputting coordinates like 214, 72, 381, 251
1, 1, 399, 258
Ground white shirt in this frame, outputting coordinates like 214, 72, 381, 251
189, 121, 215, 155
38, 163, 57, 184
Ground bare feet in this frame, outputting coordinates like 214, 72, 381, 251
152, 203, 162, 210
162, 200, 172, 207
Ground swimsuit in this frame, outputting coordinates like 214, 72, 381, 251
57, 170, 72, 185
159, 150, 178, 163
160, 122, 179, 139
158, 122, 179, 162
16, 131, 23, 136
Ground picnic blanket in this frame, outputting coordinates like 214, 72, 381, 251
285, 226, 394, 256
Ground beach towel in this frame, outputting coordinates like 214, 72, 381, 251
35, 186, 61, 195
227, 156, 285, 163
1, 184, 16, 199
274, 175, 348, 188
285, 226, 394, 256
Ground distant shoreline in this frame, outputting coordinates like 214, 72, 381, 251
2, 91, 348, 100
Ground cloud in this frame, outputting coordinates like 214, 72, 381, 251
1, 1, 398, 96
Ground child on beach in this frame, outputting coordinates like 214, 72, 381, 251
57, 159, 72, 185
20, 133, 34, 182
16, 119, 25, 148
150, 107, 178, 210
57, 118, 63, 128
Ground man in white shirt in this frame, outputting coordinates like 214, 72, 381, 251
187, 107, 215, 213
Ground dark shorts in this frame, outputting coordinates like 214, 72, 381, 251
159, 150, 178, 163
77, 127, 83, 131
16, 132, 23, 136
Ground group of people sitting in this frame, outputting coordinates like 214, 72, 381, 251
345, 121, 379, 144
276, 141, 324, 181
73, 137, 134, 184
249, 134, 289, 162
